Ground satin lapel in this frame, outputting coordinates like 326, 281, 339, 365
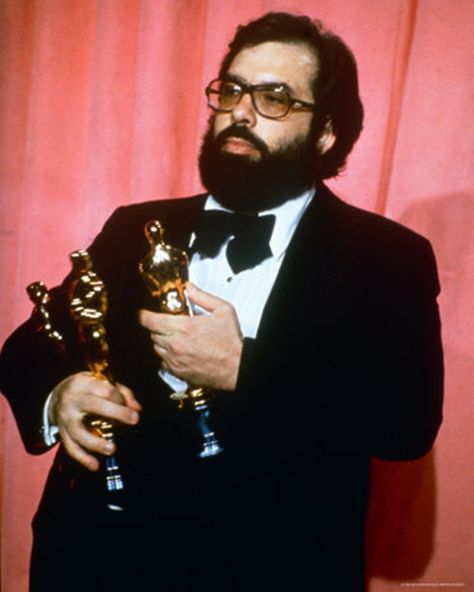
257, 184, 363, 339
152, 194, 207, 253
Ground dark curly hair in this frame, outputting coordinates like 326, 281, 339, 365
218, 12, 364, 179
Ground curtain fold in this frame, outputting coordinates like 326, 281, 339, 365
1, 1, 473, 590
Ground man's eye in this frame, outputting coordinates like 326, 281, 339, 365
221, 84, 241, 98
259, 91, 286, 105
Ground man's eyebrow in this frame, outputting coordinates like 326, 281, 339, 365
223, 73, 292, 93
223, 73, 248, 85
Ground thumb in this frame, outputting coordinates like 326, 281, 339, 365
186, 282, 227, 314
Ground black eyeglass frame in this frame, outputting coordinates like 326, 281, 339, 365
205, 78, 317, 120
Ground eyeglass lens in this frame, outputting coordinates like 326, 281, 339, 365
209, 81, 291, 118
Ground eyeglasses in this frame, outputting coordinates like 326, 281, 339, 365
205, 78, 316, 120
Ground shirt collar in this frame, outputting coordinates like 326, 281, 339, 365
204, 187, 315, 259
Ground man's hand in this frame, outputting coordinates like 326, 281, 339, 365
50, 372, 141, 471
139, 283, 244, 391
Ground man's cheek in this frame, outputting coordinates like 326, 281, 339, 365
213, 115, 230, 138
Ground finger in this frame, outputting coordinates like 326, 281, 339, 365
150, 331, 172, 351
89, 378, 123, 401
152, 343, 174, 369
116, 383, 142, 411
91, 377, 142, 411
152, 344, 183, 374
138, 309, 182, 334
186, 283, 229, 313
67, 419, 116, 456
160, 359, 171, 374
60, 430, 101, 472
58, 373, 119, 404
84, 396, 140, 426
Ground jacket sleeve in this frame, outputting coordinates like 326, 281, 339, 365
0, 285, 79, 453
314, 229, 444, 461
0, 206, 132, 454
365, 237, 444, 460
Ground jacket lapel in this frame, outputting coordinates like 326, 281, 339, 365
150, 194, 208, 252
257, 183, 363, 340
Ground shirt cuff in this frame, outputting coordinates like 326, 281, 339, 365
158, 368, 189, 394
41, 391, 60, 447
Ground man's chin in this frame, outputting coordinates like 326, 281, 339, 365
221, 150, 261, 164
199, 122, 318, 212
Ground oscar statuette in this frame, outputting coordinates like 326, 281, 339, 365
139, 219, 223, 458
26, 281, 65, 351
26, 277, 123, 509
69, 249, 125, 511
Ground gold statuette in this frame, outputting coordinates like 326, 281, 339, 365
26, 281, 65, 350
138, 220, 190, 315
139, 220, 223, 458
69, 250, 113, 382
69, 249, 125, 507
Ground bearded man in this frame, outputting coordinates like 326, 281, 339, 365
0, 12, 443, 592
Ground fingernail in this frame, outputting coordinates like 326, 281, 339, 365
130, 411, 139, 424
104, 442, 114, 453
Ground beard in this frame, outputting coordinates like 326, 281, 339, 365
198, 120, 320, 213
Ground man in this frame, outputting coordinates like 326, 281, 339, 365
0, 12, 443, 592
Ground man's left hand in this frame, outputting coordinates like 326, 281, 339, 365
139, 283, 244, 391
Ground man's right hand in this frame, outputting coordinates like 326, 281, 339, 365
49, 372, 141, 471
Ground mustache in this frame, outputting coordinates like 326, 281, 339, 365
215, 124, 269, 155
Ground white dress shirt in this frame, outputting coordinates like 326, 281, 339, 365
160, 187, 315, 394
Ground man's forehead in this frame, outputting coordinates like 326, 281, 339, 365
225, 41, 319, 94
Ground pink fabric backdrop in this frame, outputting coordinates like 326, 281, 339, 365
1, 1, 473, 590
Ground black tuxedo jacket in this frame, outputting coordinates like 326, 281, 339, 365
0, 184, 443, 591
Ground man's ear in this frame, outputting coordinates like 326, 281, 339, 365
316, 119, 336, 155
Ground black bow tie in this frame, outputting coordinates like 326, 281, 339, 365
191, 210, 276, 274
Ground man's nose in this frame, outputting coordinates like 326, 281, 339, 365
231, 92, 257, 126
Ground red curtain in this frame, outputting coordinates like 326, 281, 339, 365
1, 1, 473, 589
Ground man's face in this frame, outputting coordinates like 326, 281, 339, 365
213, 41, 318, 160
199, 41, 323, 212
